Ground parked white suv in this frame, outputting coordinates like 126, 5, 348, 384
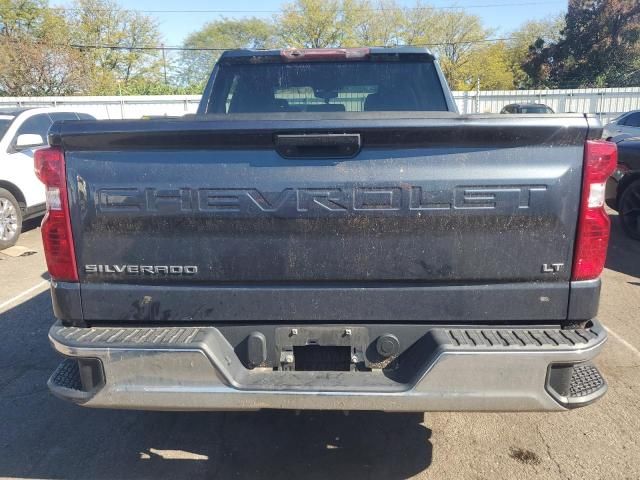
0, 108, 95, 249
603, 110, 640, 139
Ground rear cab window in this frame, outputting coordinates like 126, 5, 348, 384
206, 54, 449, 114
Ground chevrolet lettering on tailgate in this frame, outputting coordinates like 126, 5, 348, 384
96, 185, 548, 214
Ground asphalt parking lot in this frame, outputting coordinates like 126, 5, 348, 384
0, 214, 638, 480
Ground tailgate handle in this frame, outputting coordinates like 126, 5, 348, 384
275, 134, 361, 159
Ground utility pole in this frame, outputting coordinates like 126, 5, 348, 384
161, 43, 168, 85
475, 77, 481, 113
117, 79, 124, 119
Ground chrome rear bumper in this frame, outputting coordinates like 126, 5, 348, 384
48, 321, 608, 412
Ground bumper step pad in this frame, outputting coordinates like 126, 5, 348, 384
50, 358, 82, 390
48, 357, 104, 404
547, 361, 607, 409
570, 363, 606, 399
48, 358, 87, 402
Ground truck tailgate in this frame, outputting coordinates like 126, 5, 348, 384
54, 115, 590, 323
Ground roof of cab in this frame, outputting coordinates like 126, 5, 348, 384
218, 46, 435, 63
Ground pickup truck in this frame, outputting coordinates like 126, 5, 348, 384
39, 47, 616, 412
0, 108, 94, 249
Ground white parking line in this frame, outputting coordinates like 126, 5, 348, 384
607, 327, 640, 357
0, 280, 49, 312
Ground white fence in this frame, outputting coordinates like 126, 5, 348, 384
2, 87, 640, 123
453, 87, 640, 123
0, 95, 201, 120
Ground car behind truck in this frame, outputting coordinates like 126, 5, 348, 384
0, 108, 95, 249
38, 47, 616, 412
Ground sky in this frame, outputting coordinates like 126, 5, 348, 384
113, 0, 569, 46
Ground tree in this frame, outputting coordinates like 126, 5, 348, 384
456, 41, 515, 91
178, 17, 277, 88
0, 0, 46, 37
66, 0, 164, 94
508, 17, 563, 67
400, 1, 438, 46
0, 36, 89, 95
523, 0, 640, 88
423, 11, 492, 88
348, 0, 404, 47
0, 0, 522, 95
175, 0, 511, 91
274, 0, 493, 88
507, 16, 563, 88
0, 1, 89, 95
276, 0, 351, 48
432, 12, 491, 85
397, 6, 491, 87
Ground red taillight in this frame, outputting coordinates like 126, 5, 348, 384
34, 146, 78, 282
572, 140, 618, 281
281, 48, 370, 62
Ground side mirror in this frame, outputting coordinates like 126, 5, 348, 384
15, 133, 45, 150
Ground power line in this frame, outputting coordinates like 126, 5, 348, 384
66, 37, 517, 52
47, 1, 563, 14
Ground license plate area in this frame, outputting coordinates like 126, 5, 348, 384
275, 326, 368, 372
293, 346, 351, 371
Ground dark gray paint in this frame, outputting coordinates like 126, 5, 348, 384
50, 282, 83, 324
77, 281, 570, 323
52, 277, 600, 324
50, 114, 592, 151
56, 116, 594, 323
568, 279, 601, 321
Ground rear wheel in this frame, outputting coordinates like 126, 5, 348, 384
619, 179, 640, 241
0, 188, 22, 249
